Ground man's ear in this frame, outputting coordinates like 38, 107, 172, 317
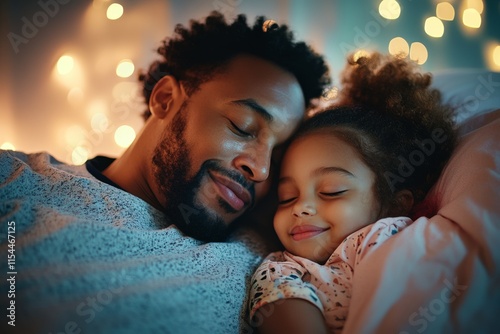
389, 190, 414, 217
149, 76, 185, 119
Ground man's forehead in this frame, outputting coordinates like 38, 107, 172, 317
216, 55, 302, 92
232, 57, 303, 99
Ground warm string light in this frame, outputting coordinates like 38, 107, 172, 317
0, 142, 16, 150
466, 0, 484, 14
436, 2, 455, 21
376, 0, 493, 68
375, 2, 430, 65
50, 3, 137, 165
425, 16, 445, 38
459, 0, 483, 30
409, 42, 428, 65
72, 146, 89, 165
388, 37, 409, 58
494, 46, 500, 66
378, 0, 401, 20
484, 42, 500, 71
56, 55, 74, 75
106, 3, 124, 20
116, 59, 135, 78
462, 8, 481, 28
352, 49, 370, 62
5, 1, 496, 159
114, 125, 136, 148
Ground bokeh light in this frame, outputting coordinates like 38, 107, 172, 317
424, 16, 445, 38
494, 46, 500, 67
352, 49, 370, 61
462, 8, 481, 28
436, 2, 455, 21
53, 54, 85, 89
466, 0, 484, 14
71, 146, 89, 165
116, 59, 135, 78
388, 37, 409, 58
378, 0, 401, 20
114, 125, 136, 148
1, 142, 16, 150
56, 55, 75, 75
484, 42, 500, 71
5, 0, 495, 165
106, 3, 123, 20
410, 42, 428, 65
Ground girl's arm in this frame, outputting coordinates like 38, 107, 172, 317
254, 298, 328, 334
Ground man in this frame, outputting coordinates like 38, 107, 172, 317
89, 12, 329, 242
0, 11, 329, 333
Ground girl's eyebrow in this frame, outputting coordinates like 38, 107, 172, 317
278, 166, 356, 184
313, 166, 355, 178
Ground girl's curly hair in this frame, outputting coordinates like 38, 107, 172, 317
296, 52, 458, 215
138, 11, 330, 120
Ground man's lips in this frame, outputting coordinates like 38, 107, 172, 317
290, 225, 329, 241
209, 172, 252, 211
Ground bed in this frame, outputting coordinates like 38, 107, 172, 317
1, 69, 499, 334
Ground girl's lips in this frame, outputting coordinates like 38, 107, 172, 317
290, 225, 329, 241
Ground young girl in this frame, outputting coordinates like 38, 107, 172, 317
248, 52, 457, 333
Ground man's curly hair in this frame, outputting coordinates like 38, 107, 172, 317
295, 52, 458, 215
138, 11, 330, 120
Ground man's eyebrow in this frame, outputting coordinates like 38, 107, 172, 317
231, 98, 273, 122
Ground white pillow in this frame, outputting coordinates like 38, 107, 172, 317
412, 70, 500, 219
344, 70, 500, 333
418, 70, 500, 329
431, 69, 500, 132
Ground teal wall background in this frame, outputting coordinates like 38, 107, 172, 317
1, 0, 499, 162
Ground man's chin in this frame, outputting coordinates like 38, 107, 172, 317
167, 202, 233, 242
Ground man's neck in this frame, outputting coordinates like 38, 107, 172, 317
101, 125, 165, 212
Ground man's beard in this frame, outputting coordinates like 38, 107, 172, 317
151, 106, 254, 241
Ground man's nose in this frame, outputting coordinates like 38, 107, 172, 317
233, 144, 271, 183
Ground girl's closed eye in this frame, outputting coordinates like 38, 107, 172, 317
320, 190, 348, 197
277, 187, 298, 205
278, 196, 297, 205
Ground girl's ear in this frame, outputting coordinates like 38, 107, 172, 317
149, 76, 184, 119
388, 190, 414, 217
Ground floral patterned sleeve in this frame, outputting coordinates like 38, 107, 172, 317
347, 216, 413, 266
249, 251, 324, 320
